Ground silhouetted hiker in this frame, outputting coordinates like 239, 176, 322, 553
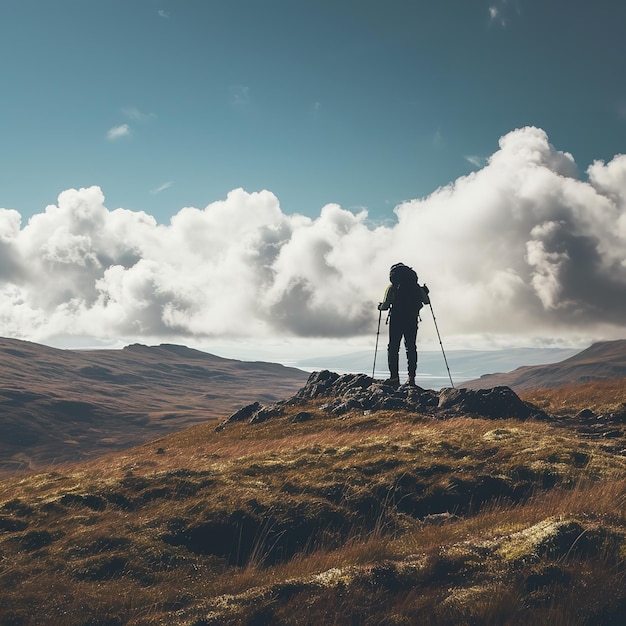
378, 263, 430, 387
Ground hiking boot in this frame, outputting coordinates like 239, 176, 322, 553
383, 377, 400, 388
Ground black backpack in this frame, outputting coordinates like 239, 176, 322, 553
389, 263, 429, 314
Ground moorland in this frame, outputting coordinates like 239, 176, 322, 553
0, 337, 308, 473
1, 347, 626, 625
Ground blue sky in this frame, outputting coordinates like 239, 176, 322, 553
2, 0, 626, 365
3, 0, 625, 223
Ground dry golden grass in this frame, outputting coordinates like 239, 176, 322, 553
1, 392, 625, 625
521, 377, 626, 415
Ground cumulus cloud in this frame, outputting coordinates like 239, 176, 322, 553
106, 124, 131, 140
2, 126, 626, 349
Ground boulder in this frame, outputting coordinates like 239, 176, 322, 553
438, 386, 544, 420
215, 401, 261, 430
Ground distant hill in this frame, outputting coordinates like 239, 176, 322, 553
0, 337, 308, 473
461, 339, 626, 391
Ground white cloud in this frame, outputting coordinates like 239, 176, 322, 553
465, 155, 486, 168
151, 181, 173, 195
106, 124, 131, 140
2, 126, 626, 351
489, 6, 500, 21
158, 10, 169, 18
489, 0, 518, 28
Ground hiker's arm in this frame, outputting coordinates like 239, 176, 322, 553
378, 285, 393, 310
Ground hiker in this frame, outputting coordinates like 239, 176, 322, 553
377, 263, 430, 387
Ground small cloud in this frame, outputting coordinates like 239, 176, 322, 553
489, 5, 507, 27
158, 10, 169, 18
465, 155, 486, 168
310, 101, 322, 119
107, 124, 131, 140
229, 84, 250, 109
488, 1, 519, 28
151, 181, 174, 195
433, 129, 444, 148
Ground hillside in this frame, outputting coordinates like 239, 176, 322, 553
461, 339, 626, 391
0, 337, 308, 473
1, 372, 625, 625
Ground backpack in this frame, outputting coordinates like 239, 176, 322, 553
389, 263, 430, 314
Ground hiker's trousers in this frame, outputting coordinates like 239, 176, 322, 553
387, 313, 418, 378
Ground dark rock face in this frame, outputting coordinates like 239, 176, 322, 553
216, 402, 261, 429
217, 370, 547, 429
293, 371, 439, 416
437, 386, 541, 420
293, 372, 374, 401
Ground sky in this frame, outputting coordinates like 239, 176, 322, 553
2, 0, 626, 364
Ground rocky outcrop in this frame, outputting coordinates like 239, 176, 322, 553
294, 371, 440, 415
217, 370, 547, 430
437, 386, 541, 420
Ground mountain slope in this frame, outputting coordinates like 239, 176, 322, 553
461, 339, 626, 391
0, 337, 308, 472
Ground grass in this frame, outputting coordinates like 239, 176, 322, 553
521, 377, 626, 416
1, 383, 626, 625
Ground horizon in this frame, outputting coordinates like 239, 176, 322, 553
1, 334, 591, 390
2, 1, 626, 356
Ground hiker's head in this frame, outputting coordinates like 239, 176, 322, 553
389, 263, 404, 281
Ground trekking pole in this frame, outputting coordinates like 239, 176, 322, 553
372, 308, 382, 379
428, 299, 455, 388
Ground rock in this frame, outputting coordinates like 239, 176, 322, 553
215, 401, 261, 430
217, 372, 546, 429
422, 512, 459, 525
290, 411, 314, 423
249, 404, 284, 424
293, 370, 341, 400
227, 401, 261, 422
380, 396, 411, 411
438, 386, 544, 420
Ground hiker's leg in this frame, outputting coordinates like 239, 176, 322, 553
387, 316, 401, 379
404, 319, 418, 379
